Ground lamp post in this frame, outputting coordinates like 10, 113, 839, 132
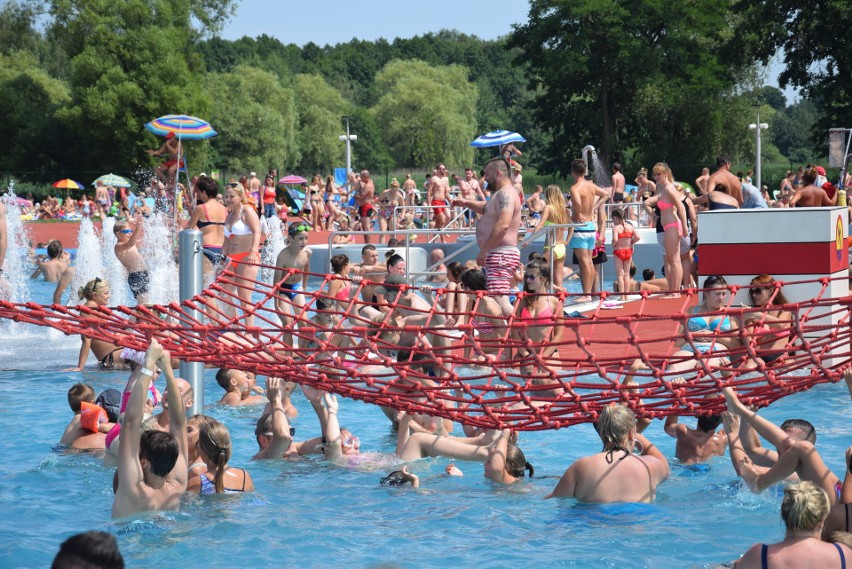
339, 116, 358, 174
748, 103, 769, 191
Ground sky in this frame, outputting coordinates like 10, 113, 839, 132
219, 0, 798, 103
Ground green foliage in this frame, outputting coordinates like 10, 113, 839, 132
349, 108, 392, 173
729, 0, 852, 149
371, 59, 477, 168
293, 74, 351, 173
205, 66, 298, 173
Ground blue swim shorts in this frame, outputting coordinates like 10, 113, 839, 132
569, 222, 596, 251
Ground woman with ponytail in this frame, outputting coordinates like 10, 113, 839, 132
187, 420, 254, 494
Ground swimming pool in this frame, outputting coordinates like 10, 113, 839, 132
2, 279, 851, 568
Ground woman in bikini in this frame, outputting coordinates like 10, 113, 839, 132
733, 481, 850, 568
188, 176, 227, 280
67, 278, 135, 371
327, 254, 363, 315
652, 162, 688, 297
741, 274, 794, 369
221, 180, 262, 327
187, 420, 254, 494
510, 258, 564, 397
324, 175, 341, 230
610, 208, 639, 300
666, 275, 740, 379
308, 176, 325, 231
532, 184, 569, 291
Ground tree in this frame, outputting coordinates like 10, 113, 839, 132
0, 51, 71, 173
371, 59, 477, 168
206, 66, 298, 173
509, 0, 747, 175
349, 108, 392, 173
292, 74, 351, 174
729, 0, 852, 147
48, 0, 221, 174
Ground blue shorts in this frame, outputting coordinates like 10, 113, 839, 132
278, 281, 303, 301
569, 222, 596, 251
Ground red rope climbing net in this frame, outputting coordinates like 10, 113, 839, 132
2, 265, 850, 430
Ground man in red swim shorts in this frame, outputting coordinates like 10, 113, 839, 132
428, 163, 451, 242
354, 169, 376, 244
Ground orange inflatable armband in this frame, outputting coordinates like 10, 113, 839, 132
80, 401, 108, 432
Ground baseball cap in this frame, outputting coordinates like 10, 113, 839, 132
816, 166, 826, 176
374, 274, 408, 302
96, 388, 122, 422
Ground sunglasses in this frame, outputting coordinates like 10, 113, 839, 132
227, 182, 241, 188
263, 427, 297, 437
524, 273, 540, 280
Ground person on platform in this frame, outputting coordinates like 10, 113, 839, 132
568, 159, 611, 303
146, 132, 183, 184
30, 239, 74, 304
706, 154, 743, 205
790, 168, 835, 207
273, 222, 312, 347
221, 180, 262, 327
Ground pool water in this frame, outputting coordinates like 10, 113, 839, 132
2, 279, 851, 568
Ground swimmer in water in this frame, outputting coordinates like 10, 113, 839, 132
215, 367, 265, 406
396, 413, 532, 484
253, 377, 295, 460
546, 404, 668, 502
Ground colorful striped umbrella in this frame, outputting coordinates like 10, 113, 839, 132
470, 130, 526, 148
145, 115, 217, 140
52, 179, 85, 190
279, 175, 307, 185
93, 174, 133, 188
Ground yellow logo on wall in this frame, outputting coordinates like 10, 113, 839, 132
836, 215, 844, 262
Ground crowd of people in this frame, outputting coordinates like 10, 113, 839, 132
6, 145, 852, 567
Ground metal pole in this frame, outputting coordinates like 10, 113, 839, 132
755, 108, 762, 191
179, 229, 204, 417
345, 116, 352, 174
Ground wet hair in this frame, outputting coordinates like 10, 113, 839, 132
361, 244, 377, 256
314, 296, 332, 311
198, 421, 232, 493
571, 159, 587, 176
255, 413, 273, 440
642, 268, 655, 281
716, 154, 732, 168
629, 264, 637, 277
380, 470, 413, 486
196, 176, 219, 199
696, 414, 722, 433
215, 368, 234, 390
112, 221, 128, 235
544, 185, 568, 224
652, 162, 674, 183
67, 383, 95, 413
749, 274, 789, 306
781, 481, 830, 533
613, 162, 621, 172
188, 414, 215, 431
460, 268, 487, 291
52, 530, 124, 569
330, 254, 350, 274
781, 418, 816, 443
386, 253, 405, 270
611, 208, 625, 222
47, 240, 63, 259
506, 444, 534, 478
597, 404, 636, 449
78, 278, 109, 301
387, 238, 401, 247
139, 430, 180, 477
446, 261, 464, 281
702, 275, 728, 288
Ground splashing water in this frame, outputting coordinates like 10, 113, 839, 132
261, 216, 287, 283
1, 183, 32, 305
140, 212, 178, 304
68, 218, 105, 305
588, 150, 611, 189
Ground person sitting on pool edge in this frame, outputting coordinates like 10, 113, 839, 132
215, 367, 265, 406
546, 403, 669, 502
112, 339, 189, 518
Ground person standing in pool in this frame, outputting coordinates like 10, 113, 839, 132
546, 404, 669, 502
113, 215, 149, 304
30, 239, 74, 304
187, 176, 227, 280
453, 156, 522, 317
112, 339, 188, 518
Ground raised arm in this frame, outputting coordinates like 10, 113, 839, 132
263, 377, 293, 458
160, 348, 188, 485
320, 392, 343, 460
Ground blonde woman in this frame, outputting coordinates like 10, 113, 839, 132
67, 278, 134, 371
187, 420, 254, 494
221, 180, 262, 326
651, 163, 687, 297
532, 184, 569, 291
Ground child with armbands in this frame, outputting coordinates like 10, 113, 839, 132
59, 383, 116, 451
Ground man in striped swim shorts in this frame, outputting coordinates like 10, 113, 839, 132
453, 156, 522, 316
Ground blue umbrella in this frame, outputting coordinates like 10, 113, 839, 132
470, 130, 526, 148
